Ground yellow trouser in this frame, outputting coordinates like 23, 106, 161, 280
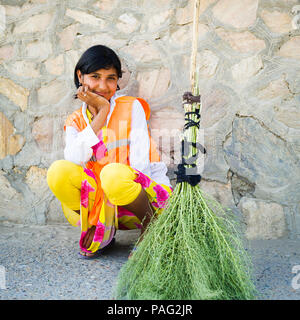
47, 160, 142, 212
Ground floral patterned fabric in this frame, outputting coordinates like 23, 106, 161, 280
74, 166, 172, 254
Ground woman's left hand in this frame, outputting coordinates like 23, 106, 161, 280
82, 225, 96, 249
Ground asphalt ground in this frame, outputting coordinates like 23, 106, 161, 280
0, 221, 299, 300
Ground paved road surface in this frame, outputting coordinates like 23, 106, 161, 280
0, 222, 299, 300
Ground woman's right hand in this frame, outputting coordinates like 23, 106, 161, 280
77, 85, 110, 113
77, 85, 110, 134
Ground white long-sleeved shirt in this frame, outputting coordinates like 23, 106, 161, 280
64, 92, 171, 187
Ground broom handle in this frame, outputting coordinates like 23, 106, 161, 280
190, 0, 201, 94
183, 0, 201, 174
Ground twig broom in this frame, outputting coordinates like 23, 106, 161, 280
114, 0, 257, 300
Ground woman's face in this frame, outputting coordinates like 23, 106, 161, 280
77, 67, 119, 101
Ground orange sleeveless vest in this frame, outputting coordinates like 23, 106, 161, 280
64, 96, 160, 225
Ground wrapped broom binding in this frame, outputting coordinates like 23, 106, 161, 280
114, 0, 257, 300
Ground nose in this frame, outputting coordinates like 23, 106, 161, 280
98, 78, 108, 91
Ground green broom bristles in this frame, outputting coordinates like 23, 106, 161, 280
114, 182, 257, 300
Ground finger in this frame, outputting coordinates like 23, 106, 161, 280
86, 91, 108, 102
82, 233, 87, 248
85, 231, 94, 249
77, 89, 89, 100
83, 85, 90, 96
84, 90, 98, 102
84, 89, 93, 97
84, 90, 100, 101
77, 93, 87, 102
83, 229, 91, 248
77, 91, 85, 99
79, 85, 86, 97
83, 229, 90, 247
77, 87, 85, 99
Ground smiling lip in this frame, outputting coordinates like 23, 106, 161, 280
94, 91, 107, 96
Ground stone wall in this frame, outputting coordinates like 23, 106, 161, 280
0, 0, 299, 239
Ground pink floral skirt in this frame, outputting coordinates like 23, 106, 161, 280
75, 166, 173, 253
117, 169, 173, 230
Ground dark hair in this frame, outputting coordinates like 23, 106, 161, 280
74, 45, 122, 89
